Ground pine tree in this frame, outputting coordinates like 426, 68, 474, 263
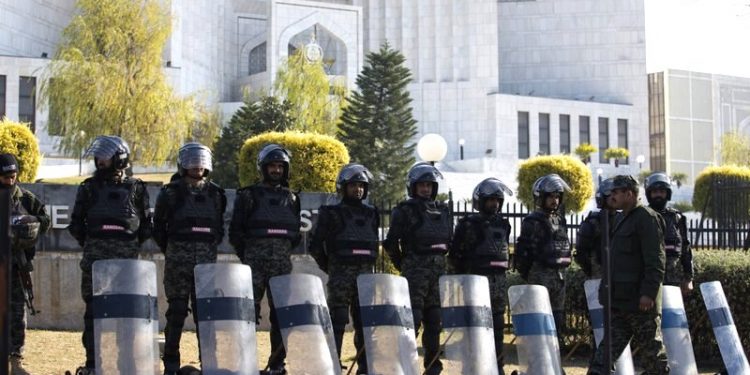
339, 42, 417, 204
212, 96, 294, 188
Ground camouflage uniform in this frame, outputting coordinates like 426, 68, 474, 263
575, 209, 616, 279
153, 177, 226, 373
384, 198, 452, 375
449, 212, 511, 372
9, 184, 51, 356
229, 183, 300, 371
68, 173, 151, 370
309, 201, 378, 374
588, 204, 668, 375
516, 210, 571, 342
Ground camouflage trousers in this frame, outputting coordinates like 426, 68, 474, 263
528, 263, 567, 343
79, 238, 140, 369
589, 309, 669, 374
327, 259, 374, 373
485, 272, 508, 368
663, 256, 681, 286
10, 271, 26, 354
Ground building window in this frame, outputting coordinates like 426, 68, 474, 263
539, 113, 550, 155
579, 115, 590, 144
249, 42, 267, 75
598, 117, 609, 163
560, 114, 570, 154
0, 75, 6, 118
19, 76, 36, 133
618, 119, 629, 165
648, 72, 666, 172
518, 111, 530, 159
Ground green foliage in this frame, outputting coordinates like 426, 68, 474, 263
574, 143, 597, 163
516, 155, 594, 213
0, 118, 41, 182
671, 200, 694, 213
670, 172, 687, 188
274, 49, 347, 135
719, 130, 750, 166
212, 96, 294, 188
604, 147, 630, 167
692, 165, 750, 218
339, 42, 417, 204
237, 131, 349, 192
637, 169, 653, 185
39, 0, 196, 165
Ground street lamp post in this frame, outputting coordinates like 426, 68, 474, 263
79, 130, 86, 176
458, 138, 465, 160
417, 133, 448, 166
596, 167, 603, 185
636, 154, 645, 170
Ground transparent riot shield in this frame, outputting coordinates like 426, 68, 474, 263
508, 284, 563, 375
661, 285, 698, 375
357, 273, 420, 375
439, 275, 498, 375
583, 279, 635, 375
269, 273, 341, 375
195, 263, 257, 375
700, 281, 750, 375
92, 259, 159, 375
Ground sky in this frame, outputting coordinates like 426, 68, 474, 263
645, 0, 750, 78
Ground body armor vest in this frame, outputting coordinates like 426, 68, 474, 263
403, 200, 452, 255
528, 212, 571, 267
328, 204, 378, 260
86, 180, 139, 239
468, 215, 510, 272
168, 183, 222, 243
245, 186, 300, 240
659, 208, 682, 257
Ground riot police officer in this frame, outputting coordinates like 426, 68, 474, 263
449, 177, 513, 374
515, 173, 572, 343
587, 175, 669, 375
384, 162, 452, 375
645, 172, 693, 296
575, 178, 616, 279
309, 163, 378, 374
0, 154, 50, 359
68, 136, 151, 375
153, 142, 226, 375
229, 144, 301, 375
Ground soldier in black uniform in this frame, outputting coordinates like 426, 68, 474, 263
229, 144, 301, 375
515, 173, 572, 344
575, 178, 615, 279
309, 163, 378, 374
645, 172, 693, 296
384, 162, 452, 375
0, 154, 51, 360
68, 136, 151, 375
449, 177, 513, 374
153, 142, 226, 375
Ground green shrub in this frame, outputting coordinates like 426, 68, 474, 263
516, 154, 594, 213
574, 143, 597, 164
238, 131, 349, 192
0, 118, 41, 182
692, 165, 750, 219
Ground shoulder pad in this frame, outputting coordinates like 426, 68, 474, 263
525, 210, 547, 222
81, 177, 95, 185
208, 181, 225, 194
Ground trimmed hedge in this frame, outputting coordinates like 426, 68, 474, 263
516, 154, 594, 213
238, 131, 349, 192
0, 118, 41, 182
692, 165, 750, 219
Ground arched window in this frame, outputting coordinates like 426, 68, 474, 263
249, 42, 267, 75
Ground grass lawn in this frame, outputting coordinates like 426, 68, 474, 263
37, 173, 175, 185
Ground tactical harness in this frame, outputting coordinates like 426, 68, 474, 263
659, 208, 683, 257
400, 199, 452, 255
323, 204, 379, 261
85, 180, 140, 240
466, 215, 510, 272
243, 186, 300, 240
167, 182, 224, 243
526, 211, 571, 267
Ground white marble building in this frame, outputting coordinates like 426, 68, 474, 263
0, 0, 648, 185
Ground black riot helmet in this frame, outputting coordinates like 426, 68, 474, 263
532, 173, 571, 208
178, 142, 213, 177
257, 144, 291, 184
407, 162, 443, 200
472, 177, 513, 212
644, 172, 672, 203
84, 135, 131, 170
595, 178, 615, 209
336, 163, 374, 199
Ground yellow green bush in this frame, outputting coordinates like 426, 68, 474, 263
238, 131, 349, 192
692, 165, 750, 219
516, 154, 593, 213
0, 118, 41, 182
